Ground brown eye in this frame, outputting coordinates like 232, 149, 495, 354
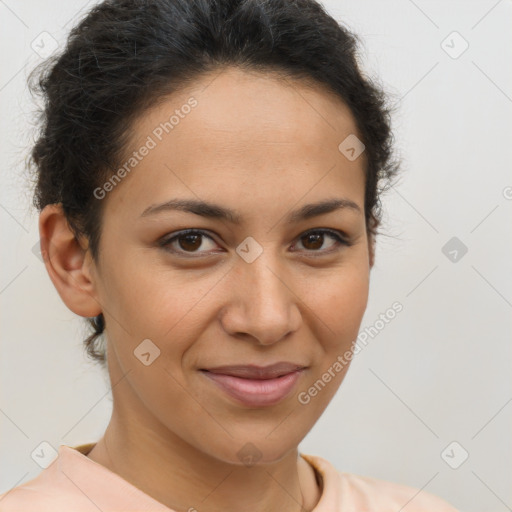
301, 232, 325, 250
177, 233, 203, 252
160, 229, 219, 256
294, 229, 349, 253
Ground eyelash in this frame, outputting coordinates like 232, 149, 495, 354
158, 228, 353, 258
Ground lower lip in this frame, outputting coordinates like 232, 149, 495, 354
201, 369, 304, 407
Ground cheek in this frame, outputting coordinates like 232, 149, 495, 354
292, 269, 369, 421
99, 250, 190, 329
303, 263, 370, 348
99, 255, 222, 369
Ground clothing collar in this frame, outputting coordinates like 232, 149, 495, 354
56, 442, 341, 511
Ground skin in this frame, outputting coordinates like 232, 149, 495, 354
40, 66, 374, 512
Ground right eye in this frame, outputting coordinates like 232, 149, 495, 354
159, 229, 222, 257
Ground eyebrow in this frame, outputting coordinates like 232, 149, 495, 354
140, 197, 362, 224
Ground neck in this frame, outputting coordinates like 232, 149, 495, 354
87, 410, 321, 512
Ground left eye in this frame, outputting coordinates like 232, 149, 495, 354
159, 228, 349, 257
292, 229, 348, 253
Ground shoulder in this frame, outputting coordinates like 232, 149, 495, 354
0, 487, 65, 512
0, 471, 96, 512
0, 443, 100, 512
0, 478, 86, 512
301, 453, 459, 512
339, 471, 459, 511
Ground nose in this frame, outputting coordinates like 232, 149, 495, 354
219, 255, 301, 346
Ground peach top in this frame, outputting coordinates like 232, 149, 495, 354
0, 443, 459, 511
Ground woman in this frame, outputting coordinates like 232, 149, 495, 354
0, 0, 459, 510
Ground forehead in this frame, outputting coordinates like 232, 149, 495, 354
104, 66, 366, 221
135, 66, 361, 150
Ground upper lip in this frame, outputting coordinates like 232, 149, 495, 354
201, 362, 307, 380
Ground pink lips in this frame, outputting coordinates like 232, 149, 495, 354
201, 362, 306, 407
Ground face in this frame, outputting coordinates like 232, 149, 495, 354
89, 66, 371, 464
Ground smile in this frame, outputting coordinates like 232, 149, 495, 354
200, 363, 306, 407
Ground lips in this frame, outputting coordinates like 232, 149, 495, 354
200, 362, 307, 407
202, 362, 306, 380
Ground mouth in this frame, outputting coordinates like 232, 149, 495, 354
200, 362, 307, 407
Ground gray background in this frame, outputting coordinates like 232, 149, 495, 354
1, 1, 511, 511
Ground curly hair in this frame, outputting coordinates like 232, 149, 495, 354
28, 0, 401, 367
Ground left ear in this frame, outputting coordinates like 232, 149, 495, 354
39, 203, 102, 318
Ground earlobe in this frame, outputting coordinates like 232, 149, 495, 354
39, 204, 102, 318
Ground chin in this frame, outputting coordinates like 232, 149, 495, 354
203, 433, 301, 467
